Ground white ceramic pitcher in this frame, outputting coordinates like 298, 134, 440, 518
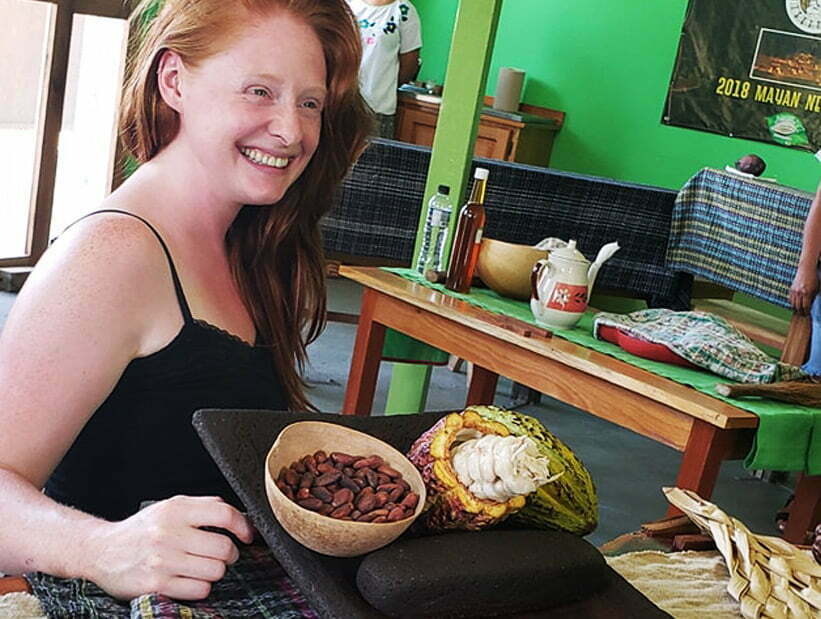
530, 240, 620, 329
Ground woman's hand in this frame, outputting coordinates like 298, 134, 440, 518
82, 496, 254, 600
789, 265, 819, 315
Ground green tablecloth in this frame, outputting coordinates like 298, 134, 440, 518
384, 267, 821, 475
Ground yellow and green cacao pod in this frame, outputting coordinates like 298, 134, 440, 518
407, 410, 527, 531
472, 405, 598, 535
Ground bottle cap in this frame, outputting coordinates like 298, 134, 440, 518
474, 167, 489, 180
437, 185, 450, 195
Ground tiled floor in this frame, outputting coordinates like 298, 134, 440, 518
0, 278, 792, 547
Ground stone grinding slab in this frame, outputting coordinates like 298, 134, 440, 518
193, 409, 670, 618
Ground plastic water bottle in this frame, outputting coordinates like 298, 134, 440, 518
415, 185, 453, 274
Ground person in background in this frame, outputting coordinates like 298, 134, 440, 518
788, 183, 821, 377
347, 0, 422, 138
0, 0, 369, 603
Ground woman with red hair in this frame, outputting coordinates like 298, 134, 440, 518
0, 0, 369, 602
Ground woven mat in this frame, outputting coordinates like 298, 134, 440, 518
606, 550, 742, 618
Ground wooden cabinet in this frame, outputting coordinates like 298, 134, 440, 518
394, 93, 563, 167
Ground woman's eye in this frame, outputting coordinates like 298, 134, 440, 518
249, 87, 270, 98
302, 99, 323, 111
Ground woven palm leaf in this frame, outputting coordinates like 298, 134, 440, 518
664, 487, 821, 618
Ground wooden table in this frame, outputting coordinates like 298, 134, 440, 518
340, 267, 820, 544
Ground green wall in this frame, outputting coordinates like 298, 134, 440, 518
413, 0, 821, 193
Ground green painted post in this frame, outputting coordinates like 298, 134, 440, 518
385, 0, 503, 416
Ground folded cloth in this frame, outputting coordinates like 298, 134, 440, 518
592, 309, 806, 384
26, 543, 317, 618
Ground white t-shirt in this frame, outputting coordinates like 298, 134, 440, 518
347, 0, 422, 115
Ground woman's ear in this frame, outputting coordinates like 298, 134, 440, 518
156, 50, 184, 112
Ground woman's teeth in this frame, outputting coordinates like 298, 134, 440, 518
240, 147, 289, 168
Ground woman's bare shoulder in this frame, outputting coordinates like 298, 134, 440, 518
10, 211, 177, 352
40, 212, 171, 298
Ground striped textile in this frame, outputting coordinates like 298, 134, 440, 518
666, 168, 812, 308
26, 543, 317, 618
323, 139, 691, 309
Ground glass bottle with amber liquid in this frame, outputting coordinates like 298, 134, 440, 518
445, 167, 489, 293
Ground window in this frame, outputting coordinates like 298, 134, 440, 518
0, 0, 130, 266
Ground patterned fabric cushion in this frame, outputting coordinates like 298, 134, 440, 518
322, 139, 691, 309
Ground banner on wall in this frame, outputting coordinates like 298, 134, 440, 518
664, 0, 821, 151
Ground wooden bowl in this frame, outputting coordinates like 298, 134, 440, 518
265, 421, 426, 557
476, 238, 548, 300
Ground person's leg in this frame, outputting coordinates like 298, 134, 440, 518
375, 114, 396, 139
801, 268, 821, 377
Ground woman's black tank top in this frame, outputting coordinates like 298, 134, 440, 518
44, 210, 287, 521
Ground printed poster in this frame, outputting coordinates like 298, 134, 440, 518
665, 0, 821, 150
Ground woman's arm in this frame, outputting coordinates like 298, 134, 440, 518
0, 215, 252, 599
789, 185, 821, 314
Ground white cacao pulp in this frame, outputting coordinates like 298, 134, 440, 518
450, 433, 559, 503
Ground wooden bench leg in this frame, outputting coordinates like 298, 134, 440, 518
342, 289, 386, 416
466, 364, 499, 406
783, 473, 821, 544
666, 419, 736, 517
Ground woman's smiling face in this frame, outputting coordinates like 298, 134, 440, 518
161, 10, 327, 207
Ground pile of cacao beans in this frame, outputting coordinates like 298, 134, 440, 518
275, 450, 419, 523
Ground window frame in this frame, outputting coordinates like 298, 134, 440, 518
1, 0, 133, 268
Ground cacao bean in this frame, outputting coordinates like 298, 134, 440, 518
316, 462, 336, 474
388, 486, 404, 503
299, 472, 314, 489
332, 488, 354, 507
353, 468, 367, 479
400, 492, 419, 510
366, 470, 379, 489
343, 466, 355, 477
387, 506, 406, 521
292, 460, 306, 474
372, 516, 388, 523
378, 465, 401, 479
296, 487, 311, 500
376, 474, 391, 486
314, 450, 327, 463
377, 483, 399, 493
353, 477, 367, 489
315, 471, 341, 486
358, 508, 389, 522
330, 503, 353, 518
340, 476, 359, 493
374, 491, 389, 508
318, 503, 333, 516
310, 486, 333, 503
302, 454, 318, 475
356, 486, 374, 499
282, 485, 294, 500
297, 498, 323, 511
284, 469, 299, 487
356, 493, 376, 513
350, 510, 362, 519
353, 455, 383, 469
331, 452, 357, 466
